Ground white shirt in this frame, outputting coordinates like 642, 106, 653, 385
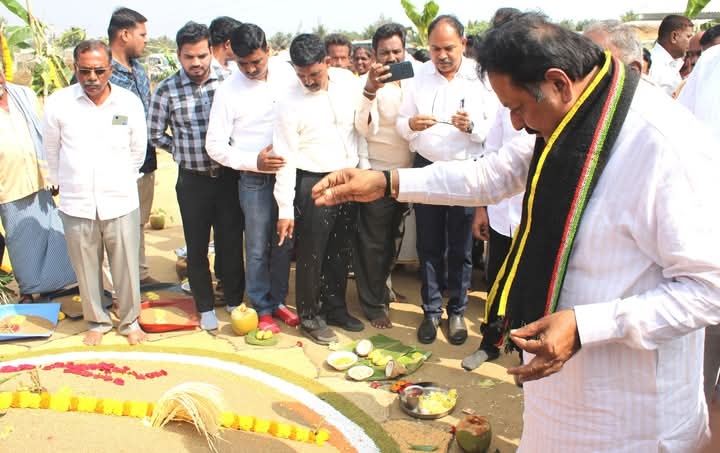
649, 42, 684, 97
43, 83, 146, 221
273, 67, 366, 219
206, 58, 297, 171
678, 44, 720, 142
396, 57, 499, 162
398, 80, 720, 451
354, 75, 413, 171
484, 106, 535, 237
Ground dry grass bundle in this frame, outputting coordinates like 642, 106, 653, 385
150, 382, 225, 452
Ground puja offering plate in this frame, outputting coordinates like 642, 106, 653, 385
399, 382, 457, 419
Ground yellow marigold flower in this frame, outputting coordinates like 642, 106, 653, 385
0, 392, 13, 410
236, 415, 254, 431
128, 401, 148, 418
269, 422, 292, 439
40, 392, 51, 409
253, 418, 270, 434
76, 397, 97, 413
48, 393, 71, 412
292, 427, 311, 443
219, 411, 236, 428
314, 429, 330, 445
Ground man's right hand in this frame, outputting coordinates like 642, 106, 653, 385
409, 114, 437, 132
312, 168, 386, 206
277, 219, 294, 246
364, 63, 392, 94
256, 145, 285, 172
473, 206, 490, 241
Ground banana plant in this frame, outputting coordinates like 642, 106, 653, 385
400, 0, 440, 47
685, 0, 712, 18
1, 0, 71, 96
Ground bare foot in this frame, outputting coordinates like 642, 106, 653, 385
370, 316, 393, 329
127, 329, 147, 345
83, 331, 104, 346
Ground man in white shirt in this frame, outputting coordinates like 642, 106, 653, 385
678, 44, 720, 407
353, 23, 413, 329
43, 40, 147, 346
396, 15, 498, 345
312, 13, 720, 451
209, 16, 241, 78
206, 23, 300, 333
649, 14, 693, 96
274, 33, 365, 344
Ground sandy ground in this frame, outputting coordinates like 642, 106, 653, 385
0, 151, 525, 452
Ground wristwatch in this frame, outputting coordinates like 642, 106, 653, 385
466, 121, 474, 134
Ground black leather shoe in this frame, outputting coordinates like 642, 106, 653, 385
417, 317, 440, 344
326, 312, 365, 332
448, 314, 468, 345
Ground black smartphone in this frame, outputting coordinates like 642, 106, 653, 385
384, 61, 414, 82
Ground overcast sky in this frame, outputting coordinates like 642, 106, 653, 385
3, 0, 718, 39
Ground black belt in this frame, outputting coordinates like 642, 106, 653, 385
180, 166, 226, 178
238, 170, 269, 176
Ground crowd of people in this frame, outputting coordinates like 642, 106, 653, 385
2, 5, 720, 450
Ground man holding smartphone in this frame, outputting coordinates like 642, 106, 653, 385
353, 23, 414, 329
396, 15, 499, 345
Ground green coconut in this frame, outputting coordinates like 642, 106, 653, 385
455, 415, 492, 453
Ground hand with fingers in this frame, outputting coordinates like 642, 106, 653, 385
507, 309, 581, 383
409, 114, 437, 132
451, 110, 473, 133
472, 206, 489, 241
364, 62, 392, 95
311, 168, 386, 206
256, 144, 285, 172
276, 219, 294, 246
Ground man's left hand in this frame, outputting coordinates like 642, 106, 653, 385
451, 110, 473, 133
256, 144, 285, 172
507, 309, 581, 383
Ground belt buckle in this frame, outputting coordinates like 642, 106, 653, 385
208, 167, 220, 178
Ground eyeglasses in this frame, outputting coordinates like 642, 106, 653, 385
76, 66, 111, 76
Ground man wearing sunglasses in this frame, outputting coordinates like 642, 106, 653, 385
43, 40, 148, 346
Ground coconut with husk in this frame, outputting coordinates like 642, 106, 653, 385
385, 359, 407, 379
455, 415, 492, 453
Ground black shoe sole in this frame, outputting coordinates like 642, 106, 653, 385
326, 320, 365, 332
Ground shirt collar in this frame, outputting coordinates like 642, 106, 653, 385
427, 56, 477, 80
178, 66, 219, 87
72, 82, 116, 105
111, 58, 143, 75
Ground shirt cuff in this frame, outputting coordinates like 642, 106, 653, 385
574, 300, 622, 347
278, 205, 294, 220
396, 167, 426, 202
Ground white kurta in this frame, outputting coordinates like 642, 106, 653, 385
398, 80, 720, 451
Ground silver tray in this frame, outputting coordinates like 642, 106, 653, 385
399, 382, 456, 420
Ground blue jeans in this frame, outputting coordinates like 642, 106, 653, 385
413, 154, 475, 318
238, 173, 291, 316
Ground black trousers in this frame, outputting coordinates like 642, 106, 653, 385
294, 170, 355, 321
480, 226, 513, 352
353, 196, 407, 320
176, 167, 245, 312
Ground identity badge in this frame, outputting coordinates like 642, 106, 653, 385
112, 114, 129, 126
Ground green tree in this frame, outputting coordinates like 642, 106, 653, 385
400, 0, 439, 47
685, 0, 712, 19
558, 19, 576, 30
362, 14, 393, 40
620, 10, 639, 22
466, 20, 490, 36
0, 0, 71, 96
312, 22, 327, 39
268, 31, 293, 50
55, 26, 86, 50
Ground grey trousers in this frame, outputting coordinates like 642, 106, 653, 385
60, 209, 141, 335
705, 324, 720, 406
137, 171, 155, 280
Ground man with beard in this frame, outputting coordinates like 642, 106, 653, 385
148, 22, 245, 330
206, 23, 299, 333
274, 33, 366, 344
352, 23, 413, 329
43, 40, 147, 345
396, 15, 498, 345
312, 12, 720, 451
108, 7, 159, 286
